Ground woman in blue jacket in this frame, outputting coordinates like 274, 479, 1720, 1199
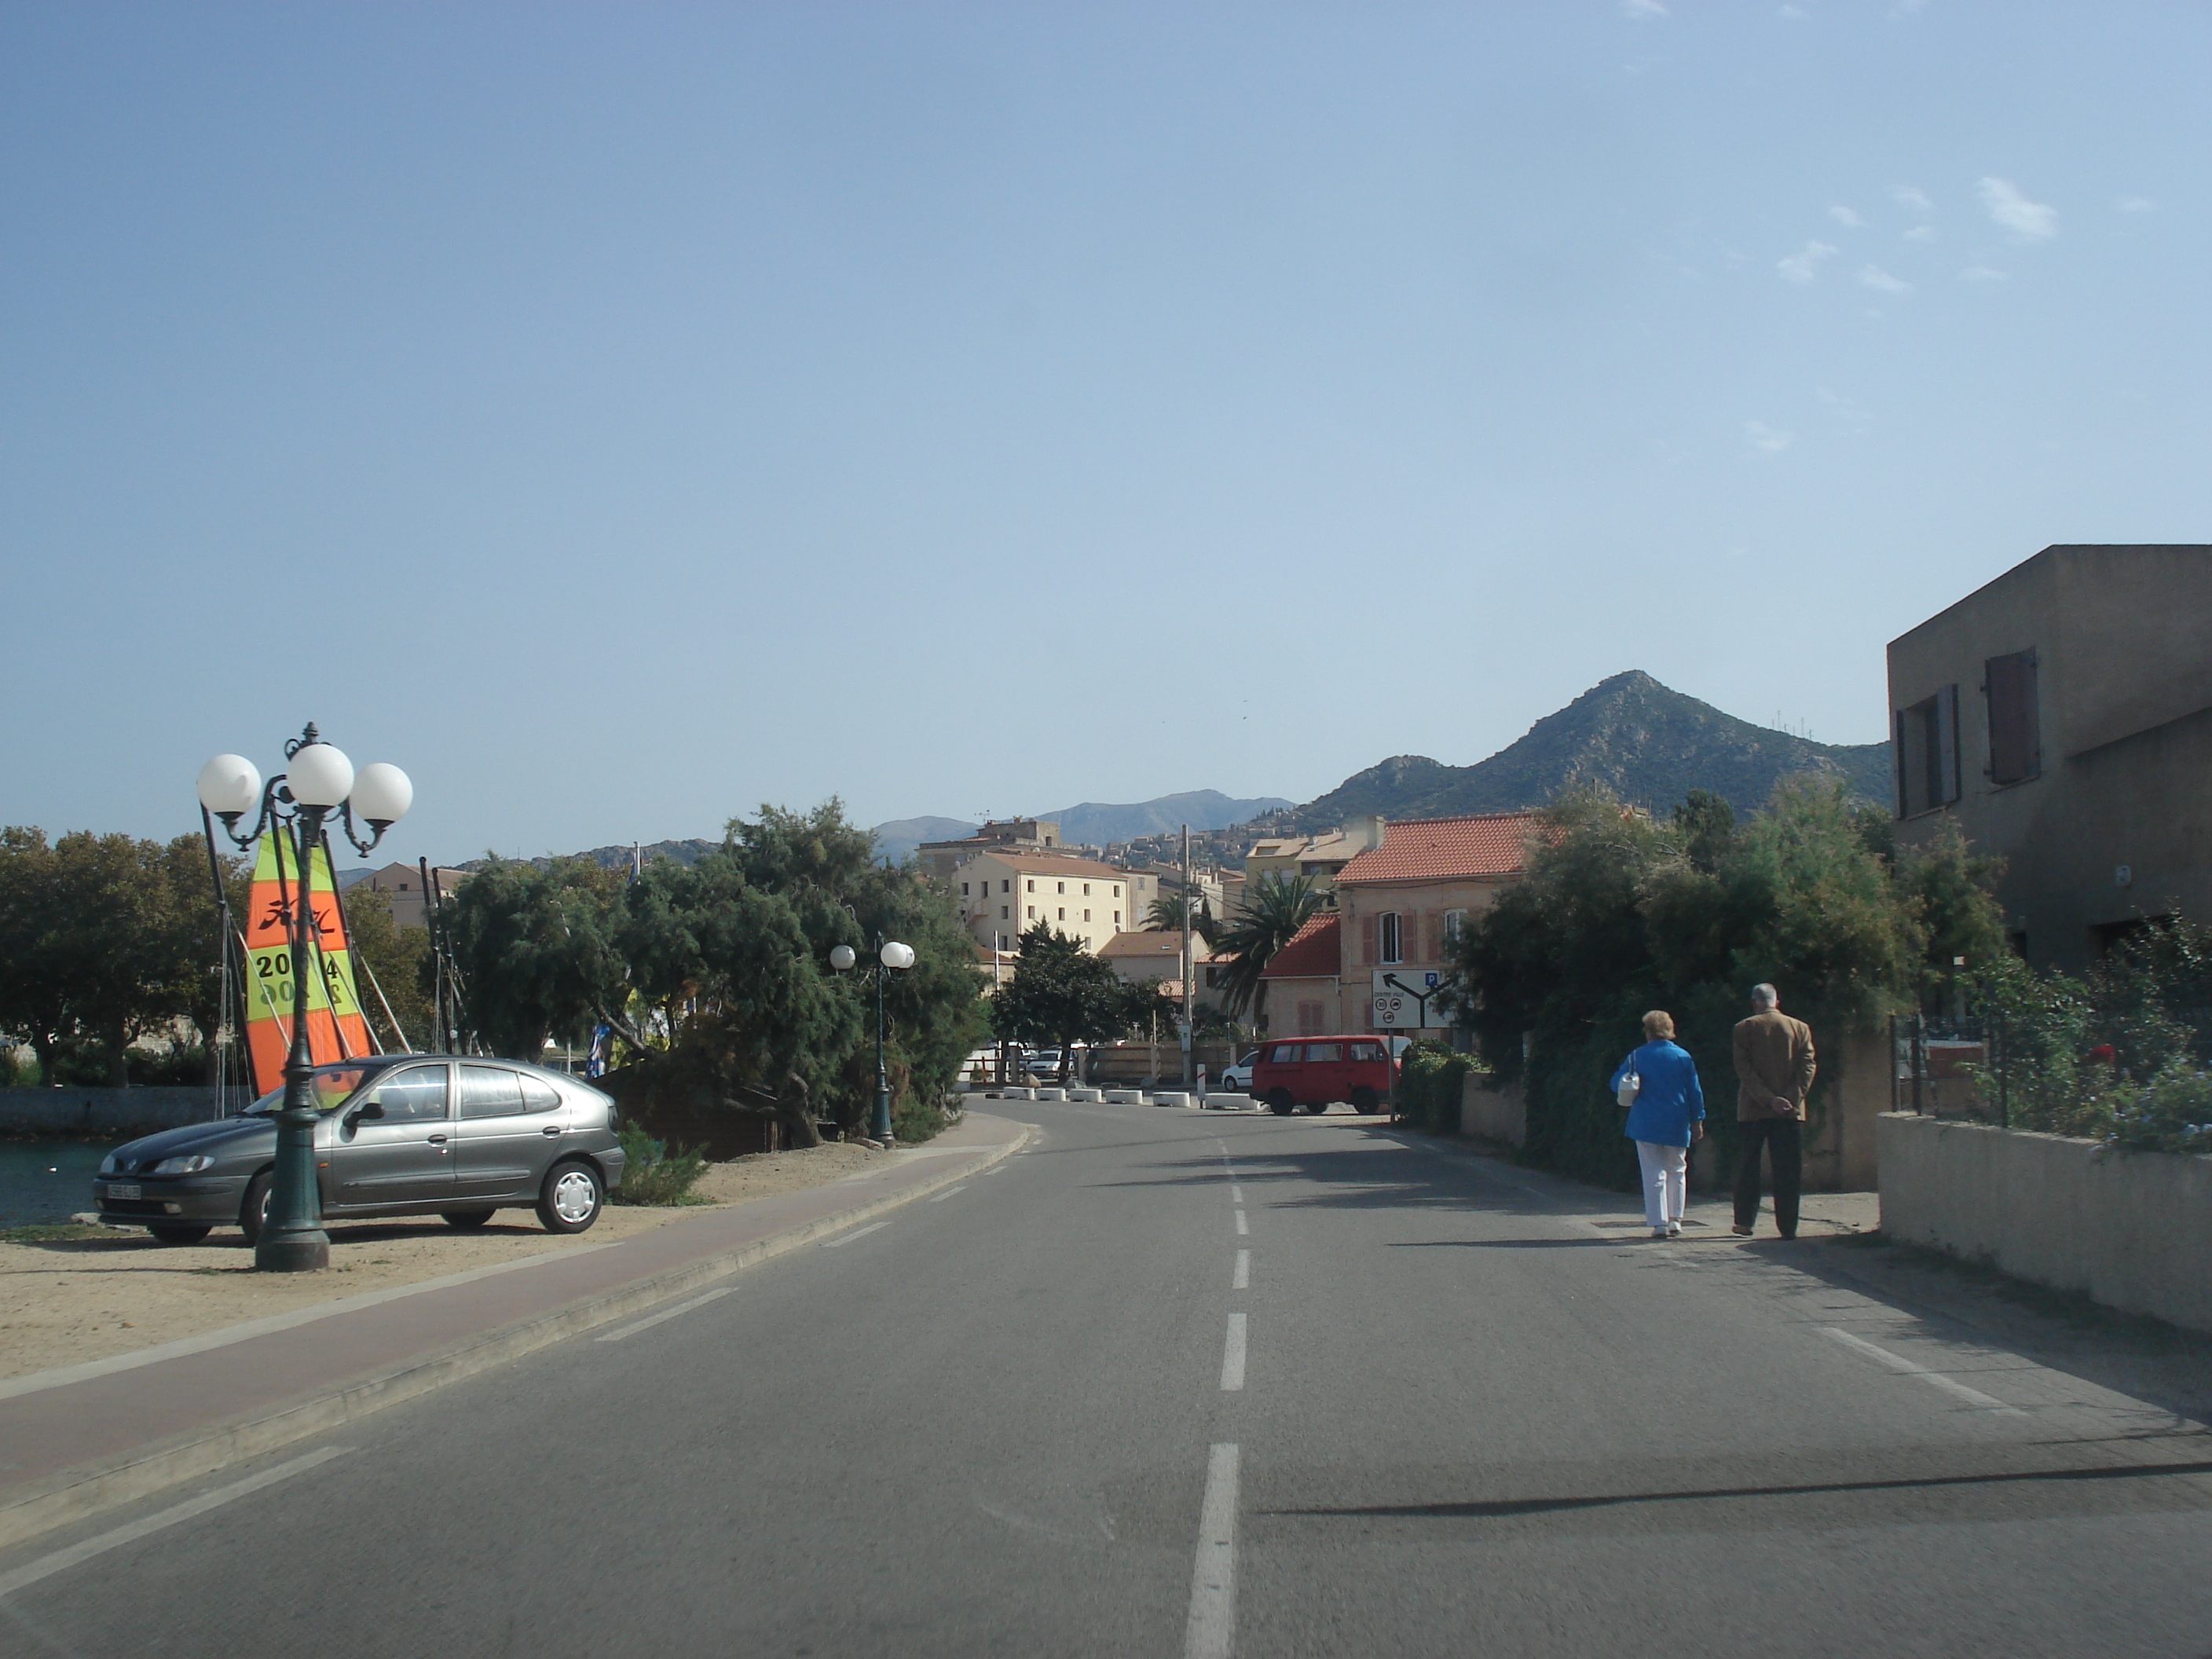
1609, 1010, 1706, 1239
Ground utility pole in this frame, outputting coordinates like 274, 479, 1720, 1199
1181, 822, 1194, 1090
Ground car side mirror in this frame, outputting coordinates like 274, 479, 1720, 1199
346, 1101, 386, 1126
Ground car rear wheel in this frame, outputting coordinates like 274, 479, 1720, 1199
1267, 1090, 1295, 1116
1350, 1086, 1379, 1114
148, 1223, 212, 1245
239, 1170, 274, 1244
537, 1160, 602, 1234
441, 1208, 496, 1230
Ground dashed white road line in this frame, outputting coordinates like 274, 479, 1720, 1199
0, 1447, 353, 1599
595, 1286, 734, 1342
1219, 1313, 1247, 1390
1232, 1249, 1250, 1290
927, 1185, 967, 1202
1230, 1185, 1243, 1203
1184, 1443, 1240, 1659
1822, 1326, 2027, 1415
820, 1221, 891, 1249
1234, 1210, 1248, 1236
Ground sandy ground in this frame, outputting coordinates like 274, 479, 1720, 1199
0, 1142, 892, 1382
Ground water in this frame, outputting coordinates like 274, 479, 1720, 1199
0, 1141, 110, 1225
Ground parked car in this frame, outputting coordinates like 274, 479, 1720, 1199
90, 1056, 628, 1244
1248, 1035, 1398, 1115
1023, 1046, 1086, 1083
1220, 1050, 1261, 1091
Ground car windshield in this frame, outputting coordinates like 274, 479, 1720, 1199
241, 1062, 390, 1116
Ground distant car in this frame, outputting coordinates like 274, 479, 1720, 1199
1249, 1035, 1399, 1115
90, 1056, 627, 1244
1219, 1050, 1261, 1091
1021, 1048, 1065, 1082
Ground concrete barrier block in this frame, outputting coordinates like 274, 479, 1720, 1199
1032, 1087, 1065, 1101
1103, 1090, 1145, 1104
1150, 1092, 1196, 1109
1202, 1093, 1252, 1111
1066, 1088, 1103, 1103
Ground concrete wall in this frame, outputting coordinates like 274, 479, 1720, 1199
0, 1087, 233, 1137
1459, 1072, 1525, 1146
1803, 1026, 1889, 1193
1878, 1112, 2212, 1334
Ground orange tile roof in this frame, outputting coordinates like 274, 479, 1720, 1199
1261, 911, 1342, 980
1335, 813, 1542, 884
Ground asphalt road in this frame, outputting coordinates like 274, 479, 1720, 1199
6, 1100, 2212, 1658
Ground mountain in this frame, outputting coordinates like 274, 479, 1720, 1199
1288, 671, 1890, 828
1045, 791, 1294, 847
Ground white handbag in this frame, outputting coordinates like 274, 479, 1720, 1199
1615, 1068, 1640, 1110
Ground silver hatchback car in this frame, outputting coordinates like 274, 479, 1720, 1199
91, 1056, 628, 1245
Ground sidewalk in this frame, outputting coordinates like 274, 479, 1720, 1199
0, 1111, 1031, 1551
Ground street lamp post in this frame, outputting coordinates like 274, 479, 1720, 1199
196, 724, 412, 1273
830, 936, 915, 1146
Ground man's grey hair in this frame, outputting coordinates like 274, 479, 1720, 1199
1750, 983, 1778, 1009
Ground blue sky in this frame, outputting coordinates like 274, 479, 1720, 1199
3, 2, 2205, 867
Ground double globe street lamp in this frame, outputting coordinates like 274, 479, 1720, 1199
830, 936, 915, 1147
196, 724, 412, 1273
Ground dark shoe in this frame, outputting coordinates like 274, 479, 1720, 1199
1730, 1224, 1753, 1236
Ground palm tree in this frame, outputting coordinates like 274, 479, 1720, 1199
1144, 892, 1218, 945
1213, 872, 1324, 1035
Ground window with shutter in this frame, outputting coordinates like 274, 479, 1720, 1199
1985, 651, 2041, 785
1379, 913, 1402, 965
1894, 684, 1962, 816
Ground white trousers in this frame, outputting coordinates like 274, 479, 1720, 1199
1635, 1141, 1687, 1229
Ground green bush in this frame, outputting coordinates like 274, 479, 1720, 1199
613, 1122, 711, 1205
1397, 1043, 1470, 1134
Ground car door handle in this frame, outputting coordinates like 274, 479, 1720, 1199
427, 1133, 448, 1145
540, 1126, 562, 1137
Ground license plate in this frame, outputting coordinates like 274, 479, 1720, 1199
104, 1183, 140, 1200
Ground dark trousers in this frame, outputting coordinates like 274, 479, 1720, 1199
1734, 1117, 1802, 1236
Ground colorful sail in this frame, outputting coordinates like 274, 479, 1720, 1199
242, 830, 375, 1096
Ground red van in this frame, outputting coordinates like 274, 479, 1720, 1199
1250, 1035, 1398, 1115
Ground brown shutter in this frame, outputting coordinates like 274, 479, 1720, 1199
1361, 913, 1377, 965
1423, 912, 1442, 963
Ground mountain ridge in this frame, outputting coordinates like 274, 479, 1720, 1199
1284, 670, 1888, 829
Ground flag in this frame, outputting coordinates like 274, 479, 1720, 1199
241, 830, 375, 1096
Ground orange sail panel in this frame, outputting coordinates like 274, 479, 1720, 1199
242, 832, 374, 1096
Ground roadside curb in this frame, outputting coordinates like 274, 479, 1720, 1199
0, 1122, 1034, 1554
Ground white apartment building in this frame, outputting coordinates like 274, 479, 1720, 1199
954, 850, 1133, 954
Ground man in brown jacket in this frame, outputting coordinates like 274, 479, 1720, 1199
1732, 983, 1816, 1238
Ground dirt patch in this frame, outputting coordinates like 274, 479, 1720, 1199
0, 1141, 891, 1382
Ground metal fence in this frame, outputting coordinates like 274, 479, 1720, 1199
1891, 1013, 2006, 1125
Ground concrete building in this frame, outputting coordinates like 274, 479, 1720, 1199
917, 819, 1071, 882
951, 849, 1132, 954
1332, 813, 1540, 1040
1888, 544, 2212, 972
1098, 930, 1232, 1016
356, 862, 471, 930
1251, 812, 1540, 1039
1243, 818, 1386, 903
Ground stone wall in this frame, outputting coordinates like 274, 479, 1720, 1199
1877, 1111, 2212, 1335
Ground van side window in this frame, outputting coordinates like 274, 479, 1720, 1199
1348, 1041, 1382, 1061
1269, 1045, 1303, 1063
1305, 1042, 1342, 1062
